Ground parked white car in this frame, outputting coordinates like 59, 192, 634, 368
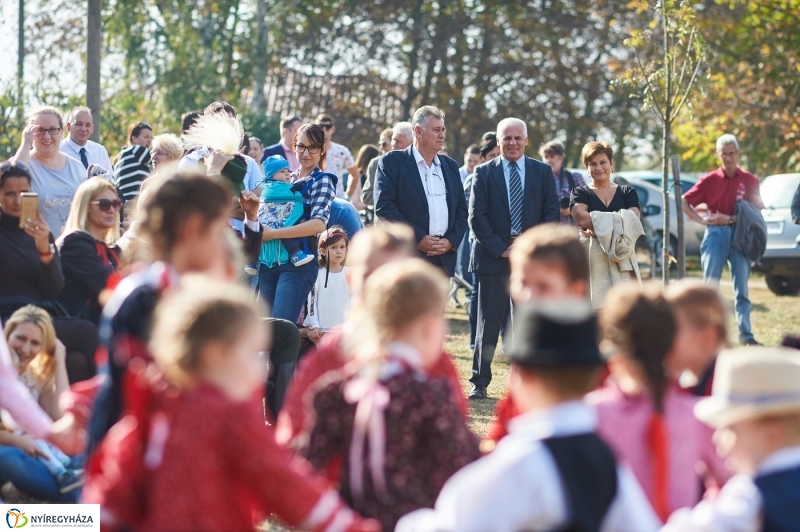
754, 173, 800, 296
612, 177, 705, 257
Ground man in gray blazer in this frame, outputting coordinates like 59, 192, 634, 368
468, 118, 560, 399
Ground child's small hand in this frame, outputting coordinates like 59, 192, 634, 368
308, 327, 323, 343
15, 434, 43, 458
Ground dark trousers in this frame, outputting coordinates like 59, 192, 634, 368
470, 272, 512, 388
263, 318, 301, 418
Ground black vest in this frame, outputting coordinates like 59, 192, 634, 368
542, 433, 618, 532
754, 465, 800, 532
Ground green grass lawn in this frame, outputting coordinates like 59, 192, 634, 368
447, 268, 800, 439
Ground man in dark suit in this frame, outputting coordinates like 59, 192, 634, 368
260, 114, 302, 169
468, 118, 560, 399
374, 105, 468, 276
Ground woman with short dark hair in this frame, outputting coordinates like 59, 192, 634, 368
0, 161, 98, 383
570, 142, 643, 309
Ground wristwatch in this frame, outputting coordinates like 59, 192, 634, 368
39, 243, 55, 258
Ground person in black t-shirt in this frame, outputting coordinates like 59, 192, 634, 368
569, 142, 640, 237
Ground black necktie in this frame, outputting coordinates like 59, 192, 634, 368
79, 147, 89, 169
509, 161, 523, 235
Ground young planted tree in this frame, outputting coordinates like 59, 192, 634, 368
620, 0, 704, 283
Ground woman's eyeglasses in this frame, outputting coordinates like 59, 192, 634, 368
91, 199, 124, 212
294, 144, 321, 155
36, 127, 62, 137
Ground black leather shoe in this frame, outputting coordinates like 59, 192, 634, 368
741, 338, 763, 346
468, 384, 487, 400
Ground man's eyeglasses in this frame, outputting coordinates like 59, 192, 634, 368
317, 123, 333, 131
91, 199, 124, 212
36, 127, 62, 137
295, 144, 321, 155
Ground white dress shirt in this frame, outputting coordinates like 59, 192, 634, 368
412, 145, 449, 237
396, 400, 661, 532
60, 137, 113, 171
662, 445, 800, 532
501, 155, 526, 208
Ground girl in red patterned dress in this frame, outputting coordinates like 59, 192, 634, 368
84, 278, 378, 532
298, 259, 481, 531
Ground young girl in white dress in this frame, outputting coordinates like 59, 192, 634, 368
303, 226, 351, 344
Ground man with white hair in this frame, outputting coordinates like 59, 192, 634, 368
467, 117, 559, 399
375, 106, 468, 276
361, 121, 413, 206
683, 134, 764, 345
60, 106, 113, 171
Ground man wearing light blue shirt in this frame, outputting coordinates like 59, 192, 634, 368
60, 106, 113, 172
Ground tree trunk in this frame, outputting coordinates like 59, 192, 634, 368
16, 0, 24, 123
402, 0, 425, 119
661, 4, 672, 285
671, 154, 686, 279
661, 120, 671, 284
250, 0, 268, 114
87, 0, 102, 142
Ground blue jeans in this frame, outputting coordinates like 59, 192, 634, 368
700, 225, 753, 342
258, 260, 319, 323
456, 233, 471, 279
0, 446, 78, 502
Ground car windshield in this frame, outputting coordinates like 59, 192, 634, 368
762, 175, 800, 209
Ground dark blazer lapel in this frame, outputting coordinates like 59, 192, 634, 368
403, 146, 428, 205
442, 158, 459, 213
523, 156, 539, 226
493, 156, 511, 220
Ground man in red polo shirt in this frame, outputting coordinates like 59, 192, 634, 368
682, 134, 764, 345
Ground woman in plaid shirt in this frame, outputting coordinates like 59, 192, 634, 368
257, 124, 336, 323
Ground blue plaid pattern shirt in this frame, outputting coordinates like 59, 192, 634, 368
291, 168, 336, 225
554, 168, 586, 226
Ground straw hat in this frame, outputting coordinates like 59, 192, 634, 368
695, 347, 800, 428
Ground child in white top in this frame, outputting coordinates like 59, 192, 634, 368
304, 226, 351, 343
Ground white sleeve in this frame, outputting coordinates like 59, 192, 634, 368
601, 466, 661, 532
660, 475, 762, 532
344, 147, 355, 168
396, 445, 568, 532
102, 147, 113, 174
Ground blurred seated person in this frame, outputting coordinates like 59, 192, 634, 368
0, 162, 98, 383
0, 306, 83, 501
56, 178, 122, 325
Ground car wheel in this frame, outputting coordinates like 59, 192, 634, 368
765, 275, 800, 297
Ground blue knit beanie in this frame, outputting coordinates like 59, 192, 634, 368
264, 155, 291, 180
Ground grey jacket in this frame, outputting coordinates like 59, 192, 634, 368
733, 199, 767, 261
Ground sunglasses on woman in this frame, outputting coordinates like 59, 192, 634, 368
91, 199, 124, 212
0, 161, 29, 174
